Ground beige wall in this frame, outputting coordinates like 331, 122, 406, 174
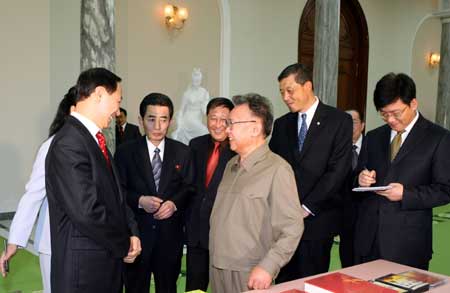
229, 0, 306, 118
359, 0, 438, 130
116, 0, 221, 129
0, 1, 51, 212
0, 0, 79, 212
411, 17, 441, 121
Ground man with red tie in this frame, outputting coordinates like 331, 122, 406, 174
45, 67, 141, 293
185, 97, 235, 292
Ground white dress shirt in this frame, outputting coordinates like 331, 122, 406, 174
389, 111, 419, 146
71, 112, 102, 145
297, 96, 319, 217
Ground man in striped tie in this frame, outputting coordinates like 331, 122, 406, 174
115, 93, 195, 293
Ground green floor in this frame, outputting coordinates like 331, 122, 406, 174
1, 204, 449, 293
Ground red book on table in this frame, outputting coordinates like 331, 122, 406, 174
304, 272, 399, 293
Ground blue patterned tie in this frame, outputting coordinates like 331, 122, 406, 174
152, 148, 162, 191
298, 113, 307, 152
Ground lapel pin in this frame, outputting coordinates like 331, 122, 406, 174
317, 121, 321, 126
175, 164, 181, 171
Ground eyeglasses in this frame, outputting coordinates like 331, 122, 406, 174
379, 106, 408, 120
225, 119, 257, 128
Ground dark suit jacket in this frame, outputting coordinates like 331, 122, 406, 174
354, 114, 450, 267
115, 136, 194, 257
116, 123, 141, 147
46, 116, 139, 293
186, 134, 235, 249
269, 102, 352, 240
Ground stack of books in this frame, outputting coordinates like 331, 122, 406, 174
374, 270, 446, 292
303, 270, 446, 293
304, 272, 399, 292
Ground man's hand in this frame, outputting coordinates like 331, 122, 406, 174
1, 244, 17, 277
358, 169, 376, 187
123, 236, 141, 264
153, 200, 177, 220
139, 195, 163, 213
376, 183, 403, 201
247, 266, 272, 290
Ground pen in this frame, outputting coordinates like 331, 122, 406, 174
3, 239, 9, 273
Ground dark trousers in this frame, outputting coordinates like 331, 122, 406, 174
354, 233, 429, 271
339, 230, 355, 268
276, 237, 334, 283
124, 236, 183, 293
51, 248, 123, 293
186, 246, 210, 292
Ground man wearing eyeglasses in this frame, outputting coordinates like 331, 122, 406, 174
185, 97, 235, 292
355, 73, 450, 270
209, 94, 304, 292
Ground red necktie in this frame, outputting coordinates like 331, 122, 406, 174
205, 142, 220, 188
119, 125, 124, 138
96, 131, 111, 167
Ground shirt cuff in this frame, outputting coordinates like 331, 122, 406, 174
302, 204, 315, 216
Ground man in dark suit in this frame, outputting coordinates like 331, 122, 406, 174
269, 63, 352, 281
355, 73, 450, 270
116, 107, 141, 147
45, 68, 141, 293
185, 97, 235, 292
339, 109, 365, 268
115, 93, 194, 293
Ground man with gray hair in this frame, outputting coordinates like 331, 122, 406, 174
209, 93, 304, 292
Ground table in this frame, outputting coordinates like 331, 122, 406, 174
244, 259, 450, 292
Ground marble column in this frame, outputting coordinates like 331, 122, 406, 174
435, 3, 450, 130
313, 0, 340, 106
80, 0, 117, 152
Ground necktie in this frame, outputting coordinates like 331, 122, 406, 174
205, 142, 220, 188
96, 131, 110, 167
352, 145, 358, 170
119, 125, 124, 138
390, 130, 405, 162
298, 113, 307, 152
152, 148, 162, 191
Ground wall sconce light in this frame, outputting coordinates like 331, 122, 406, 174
428, 52, 440, 67
164, 4, 188, 30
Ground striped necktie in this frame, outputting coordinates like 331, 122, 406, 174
152, 148, 162, 191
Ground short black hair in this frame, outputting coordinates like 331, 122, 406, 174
139, 92, 174, 119
278, 63, 313, 85
75, 67, 121, 102
373, 73, 416, 111
232, 93, 274, 137
119, 107, 127, 116
346, 109, 364, 122
206, 97, 234, 115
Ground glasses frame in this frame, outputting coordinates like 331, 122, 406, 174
225, 119, 257, 128
379, 106, 408, 120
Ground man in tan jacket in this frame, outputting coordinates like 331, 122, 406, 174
209, 93, 304, 292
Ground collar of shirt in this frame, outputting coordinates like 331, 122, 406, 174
146, 136, 165, 161
122, 122, 127, 131
297, 96, 319, 130
354, 134, 363, 154
232, 144, 270, 172
389, 110, 419, 145
71, 112, 101, 144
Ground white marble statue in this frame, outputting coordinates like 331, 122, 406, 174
171, 68, 210, 144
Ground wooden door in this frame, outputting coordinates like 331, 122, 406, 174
298, 0, 369, 119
